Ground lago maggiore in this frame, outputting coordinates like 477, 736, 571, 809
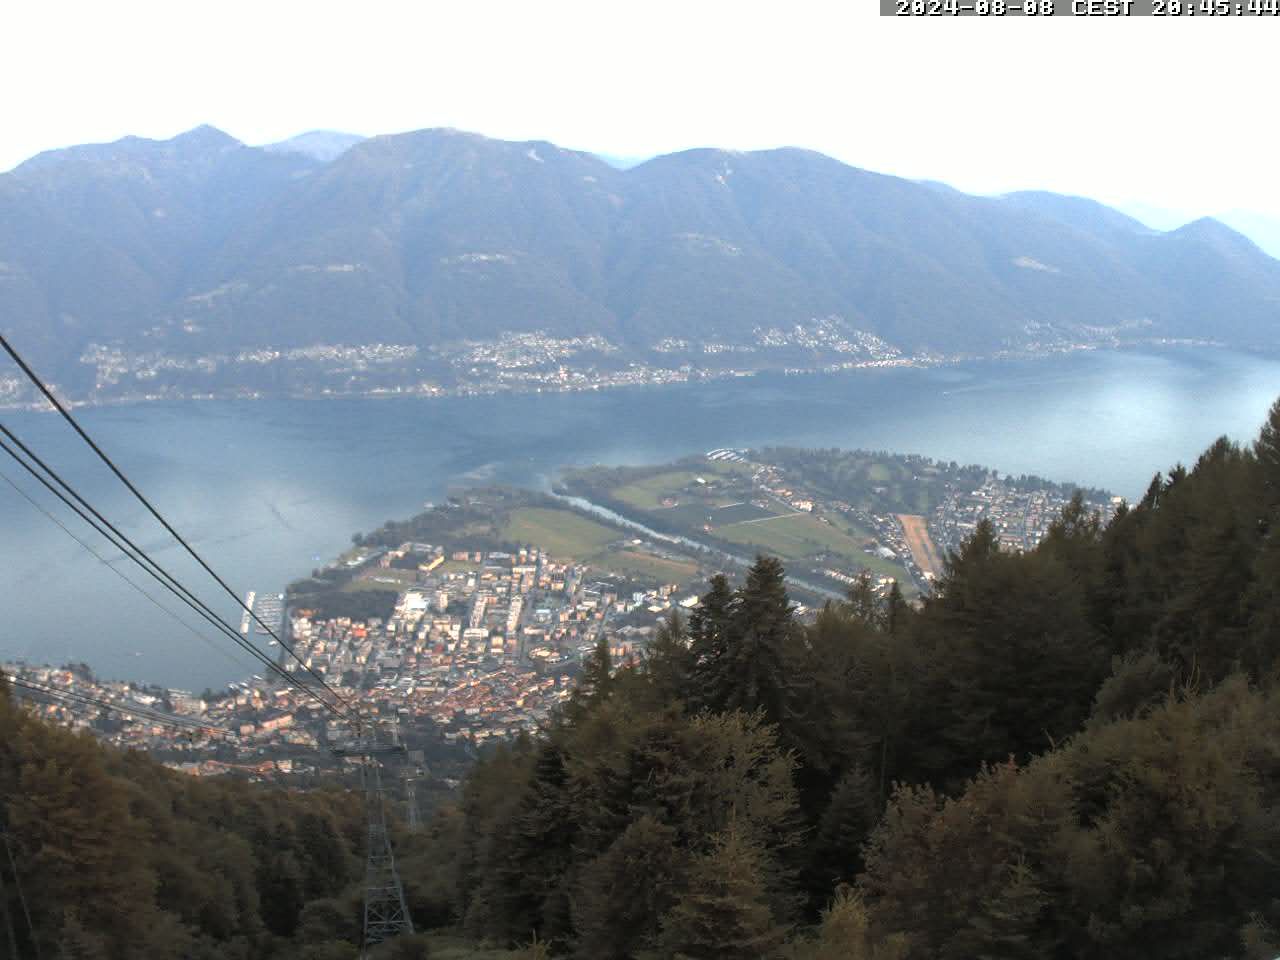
4, 345, 1280, 690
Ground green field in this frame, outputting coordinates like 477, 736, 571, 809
438, 558, 480, 575
502, 507, 620, 560
607, 460, 756, 510
590, 548, 700, 584
716, 512, 870, 562
341, 569, 419, 591
710, 501, 778, 525
717, 513, 912, 584
853, 550, 912, 582
826, 510, 875, 543
612, 470, 709, 510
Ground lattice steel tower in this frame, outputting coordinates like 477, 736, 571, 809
360, 757, 413, 954
404, 775, 420, 831
338, 724, 413, 957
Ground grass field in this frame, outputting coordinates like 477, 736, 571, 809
589, 548, 700, 584
342, 569, 419, 591
659, 503, 719, 528
612, 470, 708, 510
826, 510, 876, 543
824, 512, 915, 581
716, 512, 869, 561
716, 512, 913, 585
438, 559, 480, 575
710, 502, 777, 525
502, 507, 620, 560
854, 550, 913, 582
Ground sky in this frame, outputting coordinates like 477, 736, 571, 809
3, 0, 1276, 223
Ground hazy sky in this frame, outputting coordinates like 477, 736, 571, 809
3, 1, 1274, 219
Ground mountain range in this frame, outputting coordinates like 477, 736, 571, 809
2, 124, 1278, 397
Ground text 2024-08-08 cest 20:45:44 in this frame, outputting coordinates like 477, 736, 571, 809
890, 0, 1280, 14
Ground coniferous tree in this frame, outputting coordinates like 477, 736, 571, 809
1255, 397, 1280, 512
1245, 519, 1280, 680
465, 742, 576, 945
1086, 650, 1178, 728
1146, 438, 1259, 678
717, 556, 792, 725
913, 521, 1105, 784
659, 823, 787, 960
687, 574, 736, 712
572, 815, 683, 959
846, 573, 881, 629
811, 765, 881, 889
800, 888, 911, 960
579, 636, 614, 704
884, 581, 908, 637
645, 611, 694, 704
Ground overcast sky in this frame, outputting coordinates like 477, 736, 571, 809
3, 1, 1273, 220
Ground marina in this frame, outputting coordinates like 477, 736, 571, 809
240, 590, 285, 638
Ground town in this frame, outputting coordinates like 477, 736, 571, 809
3, 446, 1114, 792
2, 536, 698, 782
7, 316, 1161, 411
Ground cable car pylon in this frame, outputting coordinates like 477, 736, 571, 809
337, 720, 414, 955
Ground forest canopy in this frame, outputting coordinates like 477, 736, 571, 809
408, 398, 1280, 958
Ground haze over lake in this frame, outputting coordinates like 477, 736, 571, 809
4, 345, 1280, 690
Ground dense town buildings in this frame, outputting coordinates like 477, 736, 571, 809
5, 447, 1111, 784
2, 540, 685, 779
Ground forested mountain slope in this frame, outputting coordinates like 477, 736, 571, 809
0, 681, 442, 959
415, 398, 1280, 959
7, 401, 1280, 957
3, 126, 1279, 396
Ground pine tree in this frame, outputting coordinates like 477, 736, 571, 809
645, 610, 694, 704
465, 742, 576, 945
570, 636, 614, 717
966, 858, 1049, 960
915, 524, 1105, 784
1255, 397, 1280, 511
884, 581, 908, 636
803, 888, 911, 960
811, 765, 881, 888
705, 556, 792, 726
846, 573, 881, 629
659, 823, 786, 960
688, 574, 736, 712
572, 816, 683, 959
1245, 520, 1280, 679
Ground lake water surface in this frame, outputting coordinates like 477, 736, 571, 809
4, 346, 1280, 688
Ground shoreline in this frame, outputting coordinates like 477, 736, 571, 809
0, 337, 1235, 415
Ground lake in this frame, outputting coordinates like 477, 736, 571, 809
4, 345, 1280, 689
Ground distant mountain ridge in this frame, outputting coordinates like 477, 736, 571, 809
2, 124, 1278, 398
262, 130, 366, 163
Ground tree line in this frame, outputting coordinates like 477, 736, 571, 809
404, 398, 1280, 958
7, 399, 1280, 957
